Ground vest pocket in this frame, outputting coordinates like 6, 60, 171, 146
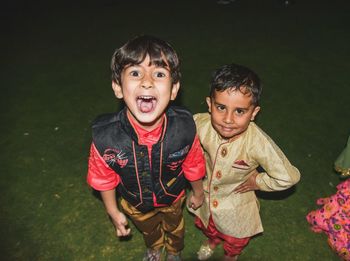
162, 170, 185, 197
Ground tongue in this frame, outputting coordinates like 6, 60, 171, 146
138, 99, 154, 113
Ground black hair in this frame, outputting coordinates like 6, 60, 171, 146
210, 63, 262, 106
111, 35, 180, 85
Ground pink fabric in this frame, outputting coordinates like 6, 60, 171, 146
195, 216, 250, 256
306, 179, 350, 260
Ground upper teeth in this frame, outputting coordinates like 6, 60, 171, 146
139, 96, 154, 100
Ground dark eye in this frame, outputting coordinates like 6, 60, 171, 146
130, 70, 140, 77
155, 71, 166, 78
216, 105, 225, 111
235, 109, 245, 115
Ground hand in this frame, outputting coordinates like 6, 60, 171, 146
188, 192, 204, 210
111, 211, 131, 237
234, 169, 259, 194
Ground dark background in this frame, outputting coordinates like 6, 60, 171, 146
1, 0, 350, 260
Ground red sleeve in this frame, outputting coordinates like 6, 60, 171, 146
182, 135, 206, 181
87, 143, 120, 191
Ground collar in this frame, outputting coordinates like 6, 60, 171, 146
121, 108, 167, 144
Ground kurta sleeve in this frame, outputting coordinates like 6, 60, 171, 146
87, 143, 120, 191
182, 135, 206, 181
251, 129, 301, 192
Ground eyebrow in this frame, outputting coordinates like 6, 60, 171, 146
235, 107, 249, 112
213, 101, 250, 111
213, 101, 225, 106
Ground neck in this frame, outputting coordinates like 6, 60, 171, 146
126, 111, 164, 132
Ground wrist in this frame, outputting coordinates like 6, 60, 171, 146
193, 190, 204, 197
107, 208, 122, 218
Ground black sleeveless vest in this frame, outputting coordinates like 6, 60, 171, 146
92, 106, 196, 213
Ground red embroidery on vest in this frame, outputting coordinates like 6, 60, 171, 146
103, 148, 128, 168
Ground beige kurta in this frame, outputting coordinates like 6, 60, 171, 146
188, 113, 301, 238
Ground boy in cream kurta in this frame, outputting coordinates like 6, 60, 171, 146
188, 63, 300, 261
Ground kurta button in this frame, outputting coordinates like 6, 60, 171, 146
213, 186, 219, 192
216, 171, 222, 179
213, 200, 218, 208
221, 147, 227, 157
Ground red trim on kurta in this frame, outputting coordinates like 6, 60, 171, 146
209, 140, 231, 215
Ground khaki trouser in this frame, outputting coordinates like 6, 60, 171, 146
120, 197, 185, 254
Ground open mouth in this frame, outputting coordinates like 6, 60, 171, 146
137, 95, 157, 113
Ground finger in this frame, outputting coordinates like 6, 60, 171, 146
118, 225, 128, 236
235, 186, 249, 194
233, 186, 241, 192
117, 228, 130, 237
234, 182, 247, 190
234, 186, 244, 193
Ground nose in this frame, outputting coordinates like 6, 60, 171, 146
141, 74, 153, 89
223, 111, 234, 124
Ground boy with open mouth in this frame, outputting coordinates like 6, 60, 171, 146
87, 35, 205, 261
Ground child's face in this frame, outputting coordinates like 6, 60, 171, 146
206, 88, 260, 140
112, 55, 180, 130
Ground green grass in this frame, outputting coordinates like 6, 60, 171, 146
1, 0, 350, 260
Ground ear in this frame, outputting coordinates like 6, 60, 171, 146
206, 97, 212, 113
170, 82, 180, 100
250, 106, 261, 121
112, 81, 123, 99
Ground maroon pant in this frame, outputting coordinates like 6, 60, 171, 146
195, 216, 250, 256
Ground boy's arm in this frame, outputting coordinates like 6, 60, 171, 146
249, 133, 301, 192
100, 189, 131, 237
188, 179, 204, 210
234, 127, 301, 193
254, 164, 300, 192
87, 143, 130, 236
182, 135, 205, 209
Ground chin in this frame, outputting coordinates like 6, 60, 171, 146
140, 115, 162, 125
219, 130, 239, 139
222, 135, 235, 139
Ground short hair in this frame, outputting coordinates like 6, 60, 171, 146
210, 63, 262, 106
111, 35, 181, 85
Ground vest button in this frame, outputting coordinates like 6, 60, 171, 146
142, 171, 148, 176
221, 147, 227, 157
213, 186, 219, 192
144, 188, 149, 193
216, 171, 222, 179
140, 151, 145, 157
212, 199, 218, 208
